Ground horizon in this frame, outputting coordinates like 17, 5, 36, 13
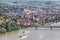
1, 0, 60, 3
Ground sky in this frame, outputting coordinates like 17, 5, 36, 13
0, 0, 60, 3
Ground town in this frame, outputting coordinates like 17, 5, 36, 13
0, 1, 60, 33
1, 1, 60, 40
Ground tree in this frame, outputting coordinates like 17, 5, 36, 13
45, 18, 49, 23
0, 10, 3, 16
7, 21, 20, 32
0, 28, 6, 34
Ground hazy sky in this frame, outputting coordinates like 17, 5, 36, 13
0, 0, 60, 3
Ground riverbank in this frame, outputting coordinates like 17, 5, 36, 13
0, 30, 20, 37
0, 27, 28, 37
0, 28, 60, 40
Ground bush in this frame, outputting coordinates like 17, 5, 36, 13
7, 21, 20, 31
0, 28, 6, 34
1, 23, 6, 28
45, 18, 49, 23
7, 28, 12, 32
17, 26, 20, 30
0, 21, 21, 33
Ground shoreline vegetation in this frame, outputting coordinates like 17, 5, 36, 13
0, 16, 34, 34
0, 14, 57, 35
0, 4, 59, 34
0, 19, 52, 35
0, 12, 35, 34
0, 30, 20, 37
0, 15, 57, 34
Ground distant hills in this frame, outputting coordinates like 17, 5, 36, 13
0, 1, 60, 11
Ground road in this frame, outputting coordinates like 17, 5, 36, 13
0, 27, 60, 40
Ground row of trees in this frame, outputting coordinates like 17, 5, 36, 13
0, 12, 21, 34
0, 21, 21, 34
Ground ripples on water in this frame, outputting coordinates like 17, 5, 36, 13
0, 30, 21, 40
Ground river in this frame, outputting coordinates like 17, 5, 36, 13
0, 29, 27, 40
1, 27, 60, 40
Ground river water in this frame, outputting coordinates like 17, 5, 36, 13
1, 27, 60, 40
0, 29, 26, 40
